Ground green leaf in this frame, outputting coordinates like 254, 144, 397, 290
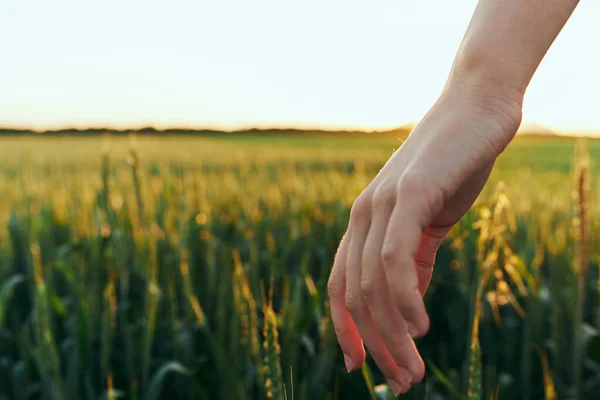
50, 292, 67, 317
361, 363, 377, 400
143, 362, 191, 400
0, 275, 25, 326
426, 360, 468, 400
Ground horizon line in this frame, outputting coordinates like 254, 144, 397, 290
1, 122, 599, 136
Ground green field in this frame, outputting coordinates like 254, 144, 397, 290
1, 133, 599, 399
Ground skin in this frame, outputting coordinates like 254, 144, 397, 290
327, 0, 581, 396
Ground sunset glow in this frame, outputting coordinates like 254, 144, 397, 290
1, 0, 599, 133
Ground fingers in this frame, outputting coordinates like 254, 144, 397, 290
382, 176, 444, 338
414, 227, 450, 296
329, 173, 447, 394
327, 230, 365, 372
361, 187, 425, 385
345, 197, 411, 387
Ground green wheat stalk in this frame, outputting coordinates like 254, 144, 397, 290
262, 298, 285, 400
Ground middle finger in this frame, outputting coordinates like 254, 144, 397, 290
345, 197, 411, 390
361, 187, 425, 384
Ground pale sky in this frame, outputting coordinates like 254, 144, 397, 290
1, 0, 599, 133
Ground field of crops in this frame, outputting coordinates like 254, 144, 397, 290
1, 132, 600, 400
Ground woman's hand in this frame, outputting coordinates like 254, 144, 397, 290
327, 0, 578, 393
326, 81, 523, 396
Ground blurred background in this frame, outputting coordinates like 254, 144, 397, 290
1, 1, 600, 399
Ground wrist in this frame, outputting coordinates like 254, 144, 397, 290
445, 48, 528, 102
442, 63, 523, 129
437, 73, 524, 143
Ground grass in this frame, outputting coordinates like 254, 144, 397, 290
0, 132, 599, 399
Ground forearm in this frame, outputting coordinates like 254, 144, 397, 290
447, 0, 579, 102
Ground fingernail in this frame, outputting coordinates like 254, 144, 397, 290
388, 379, 403, 397
397, 368, 412, 386
407, 323, 418, 338
344, 353, 353, 372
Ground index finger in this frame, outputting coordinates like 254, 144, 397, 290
382, 176, 444, 337
327, 230, 366, 372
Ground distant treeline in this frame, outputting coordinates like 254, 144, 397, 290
0, 126, 414, 137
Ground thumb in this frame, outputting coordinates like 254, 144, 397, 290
414, 227, 449, 296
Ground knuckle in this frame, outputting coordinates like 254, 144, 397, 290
396, 172, 425, 197
350, 193, 371, 223
359, 278, 377, 301
345, 292, 364, 315
372, 183, 395, 210
381, 245, 398, 266
327, 274, 340, 298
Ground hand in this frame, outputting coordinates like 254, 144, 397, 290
327, 82, 523, 396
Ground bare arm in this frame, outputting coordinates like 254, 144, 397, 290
328, 0, 580, 396
449, 0, 580, 101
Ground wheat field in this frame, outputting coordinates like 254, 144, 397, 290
0, 132, 599, 399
